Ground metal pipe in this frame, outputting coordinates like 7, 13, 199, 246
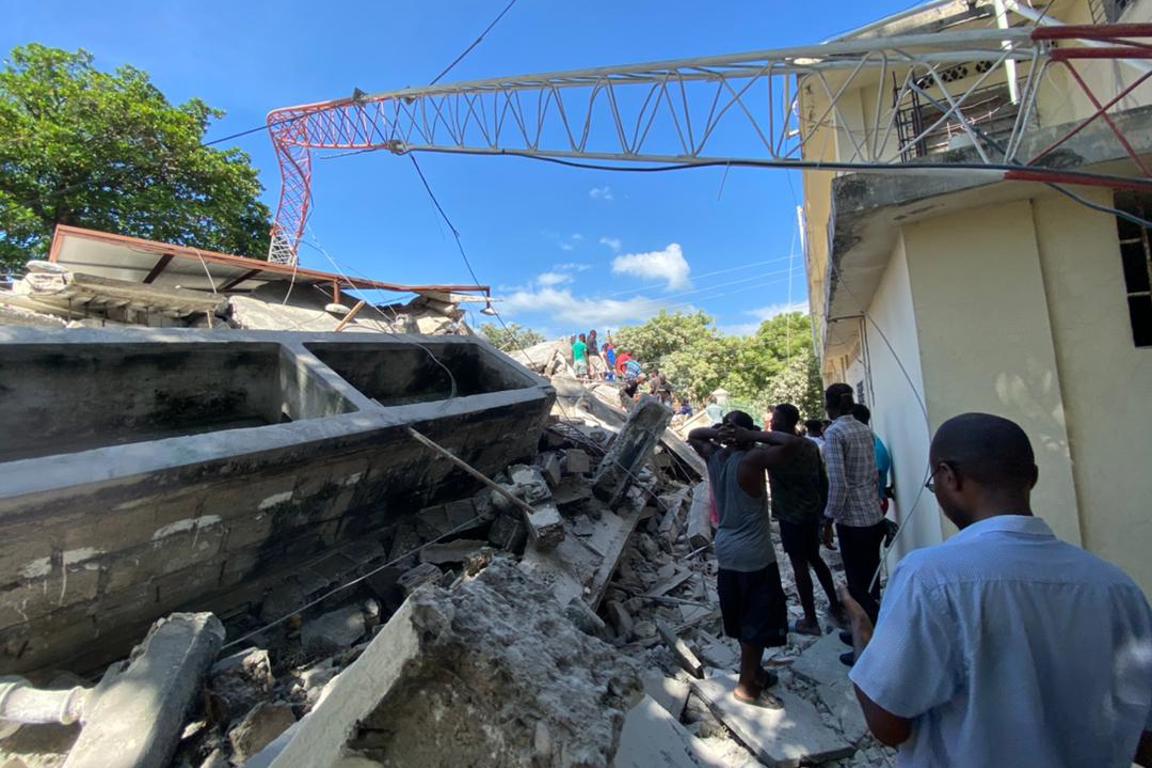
0, 677, 90, 736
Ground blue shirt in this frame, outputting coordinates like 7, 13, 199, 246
850, 515, 1152, 768
874, 435, 891, 500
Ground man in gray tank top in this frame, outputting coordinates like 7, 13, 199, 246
689, 410, 805, 703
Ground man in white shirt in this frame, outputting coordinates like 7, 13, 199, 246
842, 412, 1152, 767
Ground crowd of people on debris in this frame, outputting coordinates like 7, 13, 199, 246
684, 382, 1152, 767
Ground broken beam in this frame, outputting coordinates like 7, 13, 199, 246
657, 621, 704, 679
405, 427, 564, 548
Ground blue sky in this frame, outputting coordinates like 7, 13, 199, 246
2, 0, 918, 337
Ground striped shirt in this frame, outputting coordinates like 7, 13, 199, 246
823, 414, 882, 527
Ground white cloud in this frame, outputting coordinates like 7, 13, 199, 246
589, 186, 614, 201
554, 262, 591, 272
502, 287, 673, 327
599, 236, 622, 252
721, 301, 809, 336
557, 233, 583, 252
536, 271, 573, 287
611, 243, 692, 291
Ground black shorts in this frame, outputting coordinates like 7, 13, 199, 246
778, 519, 822, 560
717, 563, 789, 648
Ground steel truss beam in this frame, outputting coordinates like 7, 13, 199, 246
265, 23, 1152, 264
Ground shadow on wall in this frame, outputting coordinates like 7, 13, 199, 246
993, 356, 1069, 462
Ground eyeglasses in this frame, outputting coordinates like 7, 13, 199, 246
924, 461, 956, 493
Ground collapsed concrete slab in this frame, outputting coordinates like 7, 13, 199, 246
251, 559, 641, 768
62, 612, 224, 768
0, 328, 554, 673
689, 673, 855, 768
592, 397, 673, 507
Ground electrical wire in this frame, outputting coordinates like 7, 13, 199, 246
220, 513, 488, 651
398, 148, 1152, 201
428, 0, 521, 86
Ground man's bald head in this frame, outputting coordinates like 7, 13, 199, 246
931, 413, 1036, 486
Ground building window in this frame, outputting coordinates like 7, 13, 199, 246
894, 78, 1026, 161
1090, 0, 1135, 23
1114, 192, 1152, 348
855, 381, 866, 405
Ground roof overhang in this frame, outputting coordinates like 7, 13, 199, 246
822, 104, 1152, 352
46, 226, 489, 298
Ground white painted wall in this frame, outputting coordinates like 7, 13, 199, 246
902, 199, 1083, 547
865, 234, 942, 561
1033, 190, 1152, 595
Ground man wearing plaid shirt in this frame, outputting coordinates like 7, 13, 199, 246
822, 383, 885, 661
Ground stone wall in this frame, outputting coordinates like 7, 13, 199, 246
0, 329, 553, 673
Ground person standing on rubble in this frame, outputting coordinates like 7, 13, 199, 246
603, 340, 617, 382
821, 383, 885, 668
587, 329, 604, 380
841, 413, 1152, 768
688, 411, 804, 704
768, 403, 847, 635
572, 333, 589, 380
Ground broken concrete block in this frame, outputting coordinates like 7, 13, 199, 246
538, 452, 563, 487
564, 597, 608, 638
686, 480, 713, 550
552, 475, 594, 510
507, 464, 552, 505
62, 613, 224, 768
396, 562, 443, 595
290, 658, 340, 709
419, 539, 488, 565
656, 487, 691, 546
641, 673, 691, 720
689, 673, 855, 767
209, 647, 274, 721
592, 398, 672, 507
606, 600, 634, 639
525, 501, 566, 551
614, 695, 720, 768
228, 702, 297, 764
301, 605, 367, 658
563, 449, 591, 475
255, 559, 641, 768
488, 513, 528, 552
657, 621, 705, 679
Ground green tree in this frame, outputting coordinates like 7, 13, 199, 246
725, 312, 815, 403
480, 322, 546, 352
614, 310, 737, 401
0, 44, 271, 270
763, 344, 825, 421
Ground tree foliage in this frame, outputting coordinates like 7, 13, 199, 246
614, 310, 738, 402
479, 322, 546, 352
613, 310, 825, 419
0, 44, 271, 270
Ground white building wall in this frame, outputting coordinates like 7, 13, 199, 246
865, 234, 942, 561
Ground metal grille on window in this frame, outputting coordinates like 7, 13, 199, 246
1114, 192, 1152, 348
1090, 0, 1135, 23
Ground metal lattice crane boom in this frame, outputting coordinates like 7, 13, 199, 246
264, 19, 1152, 264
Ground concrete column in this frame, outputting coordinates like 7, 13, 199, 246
63, 612, 225, 768
592, 397, 672, 507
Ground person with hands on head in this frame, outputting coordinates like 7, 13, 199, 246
688, 411, 804, 704
841, 412, 1152, 768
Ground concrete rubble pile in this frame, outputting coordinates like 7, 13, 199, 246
0, 373, 894, 767
0, 263, 472, 336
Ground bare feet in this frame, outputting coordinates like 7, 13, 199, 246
733, 682, 762, 703
792, 618, 823, 637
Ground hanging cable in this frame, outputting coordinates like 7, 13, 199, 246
428, 0, 521, 86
